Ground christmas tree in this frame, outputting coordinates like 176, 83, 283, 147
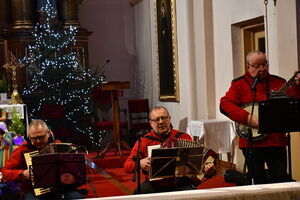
22, 0, 104, 146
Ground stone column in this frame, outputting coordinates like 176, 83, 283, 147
57, 0, 83, 27
0, 0, 12, 32
11, 0, 34, 28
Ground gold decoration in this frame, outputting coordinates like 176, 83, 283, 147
3, 52, 24, 104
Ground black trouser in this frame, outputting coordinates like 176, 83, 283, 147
242, 146, 291, 184
133, 177, 195, 194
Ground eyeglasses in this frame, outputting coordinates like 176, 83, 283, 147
150, 116, 170, 123
29, 134, 47, 142
248, 61, 269, 69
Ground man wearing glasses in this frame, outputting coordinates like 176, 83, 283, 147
124, 106, 216, 194
1, 119, 82, 199
220, 50, 300, 184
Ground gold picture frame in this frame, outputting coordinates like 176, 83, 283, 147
155, 0, 179, 102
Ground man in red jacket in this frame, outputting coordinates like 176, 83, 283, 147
124, 106, 215, 194
1, 119, 82, 200
220, 50, 300, 184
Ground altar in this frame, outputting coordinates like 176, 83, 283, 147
0, 104, 28, 132
186, 119, 236, 164
0, 104, 26, 119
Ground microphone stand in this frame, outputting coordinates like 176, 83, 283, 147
247, 83, 258, 185
132, 134, 142, 194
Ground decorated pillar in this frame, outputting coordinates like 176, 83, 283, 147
0, 0, 12, 33
11, 0, 34, 28
57, 0, 83, 27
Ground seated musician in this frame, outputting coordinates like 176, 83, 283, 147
220, 50, 300, 184
1, 119, 83, 200
124, 106, 216, 194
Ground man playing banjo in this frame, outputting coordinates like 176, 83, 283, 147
220, 50, 300, 184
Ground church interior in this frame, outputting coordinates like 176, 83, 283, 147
0, 0, 300, 199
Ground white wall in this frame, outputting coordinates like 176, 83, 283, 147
132, 0, 153, 102
78, 0, 136, 111
213, 0, 265, 120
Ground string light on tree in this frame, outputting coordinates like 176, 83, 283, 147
22, 0, 105, 146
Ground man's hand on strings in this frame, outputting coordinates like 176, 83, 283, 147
247, 114, 258, 128
140, 157, 151, 171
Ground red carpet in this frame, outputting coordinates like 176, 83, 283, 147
79, 151, 236, 198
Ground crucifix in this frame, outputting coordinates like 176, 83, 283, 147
3, 52, 24, 104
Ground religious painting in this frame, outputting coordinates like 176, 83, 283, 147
155, 0, 179, 101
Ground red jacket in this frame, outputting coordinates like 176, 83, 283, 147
220, 72, 300, 148
123, 129, 192, 179
1, 140, 61, 192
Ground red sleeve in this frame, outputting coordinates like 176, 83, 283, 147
220, 80, 249, 125
179, 133, 192, 140
1, 146, 27, 181
123, 141, 139, 173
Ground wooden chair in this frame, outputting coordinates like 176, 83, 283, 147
41, 104, 72, 142
92, 89, 127, 133
128, 98, 151, 146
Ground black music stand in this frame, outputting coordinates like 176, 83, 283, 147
149, 147, 205, 180
259, 97, 300, 178
31, 153, 86, 192
258, 98, 300, 134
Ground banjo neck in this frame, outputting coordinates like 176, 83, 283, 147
270, 71, 299, 97
278, 72, 299, 92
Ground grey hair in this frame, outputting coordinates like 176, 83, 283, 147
149, 106, 170, 119
246, 50, 265, 64
28, 119, 49, 137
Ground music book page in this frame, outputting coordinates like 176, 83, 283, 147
147, 144, 161, 158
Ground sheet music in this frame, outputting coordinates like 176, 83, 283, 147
147, 144, 161, 157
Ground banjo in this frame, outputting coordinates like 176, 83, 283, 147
236, 71, 300, 141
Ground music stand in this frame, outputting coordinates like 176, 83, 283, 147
149, 147, 205, 181
258, 97, 300, 178
31, 153, 86, 189
258, 98, 300, 133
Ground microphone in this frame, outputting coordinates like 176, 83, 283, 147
251, 74, 260, 91
94, 59, 110, 75
101, 59, 110, 68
